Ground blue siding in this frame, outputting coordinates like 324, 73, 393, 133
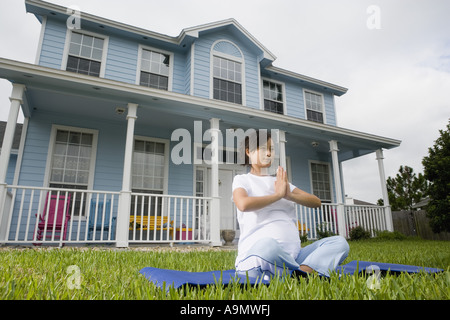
18, 120, 52, 187
36, 17, 338, 126
172, 51, 188, 94
184, 46, 192, 95
104, 37, 138, 85
323, 93, 336, 126
193, 38, 211, 99
38, 19, 66, 69
285, 81, 305, 119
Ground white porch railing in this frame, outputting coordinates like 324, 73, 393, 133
0, 186, 211, 246
1, 185, 390, 246
296, 203, 389, 240
128, 192, 211, 244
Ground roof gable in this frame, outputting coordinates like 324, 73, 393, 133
181, 19, 276, 62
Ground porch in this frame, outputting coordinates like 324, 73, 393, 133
0, 62, 401, 248
0, 184, 391, 246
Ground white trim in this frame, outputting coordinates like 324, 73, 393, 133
44, 124, 99, 191
303, 88, 327, 124
135, 44, 174, 92
210, 39, 246, 106
261, 77, 287, 115
61, 28, 109, 78
183, 19, 276, 61
132, 135, 170, 195
308, 160, 334, 203
267, 65, 347, 96
34, 16, 47, 65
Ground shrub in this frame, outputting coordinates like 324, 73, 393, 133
299, 232, 308, 244
316, 223, 336, 239
374, 230, 407, 240
349, 226, 371, 241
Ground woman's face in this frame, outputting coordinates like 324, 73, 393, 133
247, 138, 274, 168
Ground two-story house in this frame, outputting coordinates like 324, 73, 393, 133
0, 0, 400, 247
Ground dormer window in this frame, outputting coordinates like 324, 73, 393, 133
211, 40, 244, 105
138, 47, 173, 91
213, 56, 242, 104
304, 90, 325, 123
65, 31, 107, 77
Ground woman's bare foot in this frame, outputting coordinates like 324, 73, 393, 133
299, 265, 315, 274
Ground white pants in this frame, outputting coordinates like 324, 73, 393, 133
236, 236, 349, 278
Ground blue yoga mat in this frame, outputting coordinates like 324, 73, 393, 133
140, 260, 443, 290
139, 268, 271, 290
337, 260, 444, 275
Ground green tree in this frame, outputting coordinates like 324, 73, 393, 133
386, 165, 429, 211
422, 121, 450, 233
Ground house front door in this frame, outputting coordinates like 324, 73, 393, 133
197, 166, 244, 232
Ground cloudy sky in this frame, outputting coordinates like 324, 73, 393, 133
0, 0, 449, 203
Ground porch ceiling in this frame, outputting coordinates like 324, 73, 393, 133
0, 58, 401, 161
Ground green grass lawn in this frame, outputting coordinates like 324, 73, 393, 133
1, 238, 449, 300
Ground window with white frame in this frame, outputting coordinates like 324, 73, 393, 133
132, 138, 167, 194
304, 90, 324, 123
50, 129, 95, 188
49, 127, 97, 217
212, 56, 242, 104
263, 80, 284, 114
139, 48, 171, 90
66, 31, 105, 77
310, 162, 332, 203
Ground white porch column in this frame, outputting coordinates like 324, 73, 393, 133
116, 103, 138, 248
329, 140, 346, 237
376, 149, 394, 231
0, 84, 25, 243
279, 130, 287, 170
209, 118, 222, 246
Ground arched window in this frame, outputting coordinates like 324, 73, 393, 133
211, 40, 244, 105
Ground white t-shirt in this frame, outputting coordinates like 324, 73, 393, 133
232, 173, 301, 267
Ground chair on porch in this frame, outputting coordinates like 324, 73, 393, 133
88, 199, 115, 240
34, 193, 72, 245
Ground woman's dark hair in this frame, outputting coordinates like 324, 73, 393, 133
243, 129, 271, 166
